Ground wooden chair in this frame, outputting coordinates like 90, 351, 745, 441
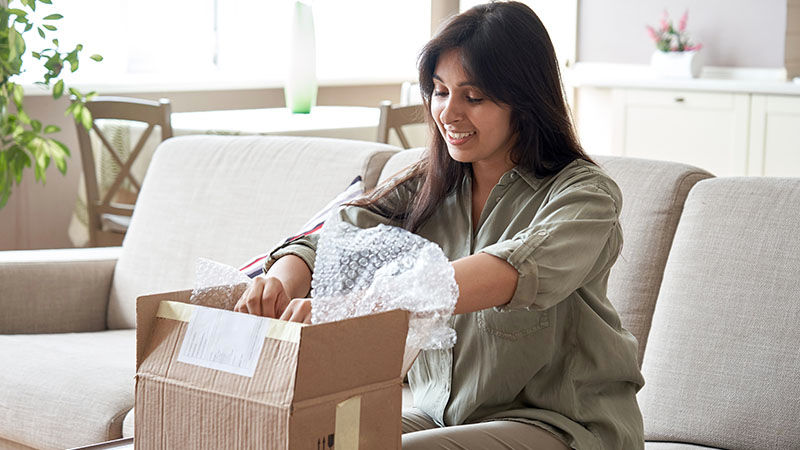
74, 96, 173, 247
376, 100, 427, 149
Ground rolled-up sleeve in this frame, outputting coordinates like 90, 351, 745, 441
480, 181, 621, 311
264, 234, 320, 274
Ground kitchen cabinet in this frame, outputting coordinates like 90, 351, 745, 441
610, 88, 751, 176
748, 94, 800, 176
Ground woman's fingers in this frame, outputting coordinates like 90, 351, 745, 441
261, 277, 289, 318
234, 277, 264, 316
234, 277, 290, 318
279, 298, 312, 323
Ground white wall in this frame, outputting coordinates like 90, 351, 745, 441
578, 0, 788, 68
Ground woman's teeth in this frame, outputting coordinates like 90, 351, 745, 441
448, 131, 475, 139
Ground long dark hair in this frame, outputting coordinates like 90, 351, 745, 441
352, 1, 593, 232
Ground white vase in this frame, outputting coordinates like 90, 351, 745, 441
285, 1, 317, 114
650, 50, 703, 79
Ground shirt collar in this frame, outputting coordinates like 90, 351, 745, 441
510, 167, 545, 190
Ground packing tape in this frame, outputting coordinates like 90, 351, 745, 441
335, 395, 361, 450
156, 301, 302, 343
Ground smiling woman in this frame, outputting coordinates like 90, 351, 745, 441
26, 0, 431, 90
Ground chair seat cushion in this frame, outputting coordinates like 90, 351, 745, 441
0, 330, 135, 449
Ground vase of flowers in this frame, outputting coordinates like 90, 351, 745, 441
647, 10, 703, 79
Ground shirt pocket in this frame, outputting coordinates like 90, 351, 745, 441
476, 307, 553, 341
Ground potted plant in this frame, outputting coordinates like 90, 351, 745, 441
0, 0, 102, 208
646, 10, 703, 78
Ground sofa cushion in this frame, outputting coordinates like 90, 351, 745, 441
0, 330, 135, 449
638, 177, 800, 449
594, 156, 712, 365
378, 147, 424, 183
107, 135, 399, 329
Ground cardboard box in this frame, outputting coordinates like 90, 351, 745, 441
135, 289, 409, 449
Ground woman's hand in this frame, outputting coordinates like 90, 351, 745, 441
234, 276, 292, 318
279, 298, 313, 324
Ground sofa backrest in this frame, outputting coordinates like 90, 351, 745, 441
594, 156, 713, 365
107, 135, 399, 329
378, 150, 713, 366
638, 177, 800, 449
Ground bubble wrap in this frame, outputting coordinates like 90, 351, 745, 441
312, 221, 459, 353
190, 257, 251, 310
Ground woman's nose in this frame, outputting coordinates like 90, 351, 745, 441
439, 97, 462, 124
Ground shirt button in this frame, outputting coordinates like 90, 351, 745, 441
510, 173, 516, 179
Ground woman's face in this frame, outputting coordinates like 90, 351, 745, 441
430, 49, 515, 171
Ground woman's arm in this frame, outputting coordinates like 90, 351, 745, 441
451, 253, 518, 314
234, 254, 311, 318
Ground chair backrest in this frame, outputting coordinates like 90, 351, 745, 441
75, 96, 173, 247
376, 101, 427, 149
638, 177, 800, 449
107, 135, 399, 330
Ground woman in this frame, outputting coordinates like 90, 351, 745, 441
235, 2, 644, 449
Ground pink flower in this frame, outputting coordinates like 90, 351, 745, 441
646, 25, 658, 41
678, 10, 688, 31
686, 43, 703, 51
660, 9, 669, 31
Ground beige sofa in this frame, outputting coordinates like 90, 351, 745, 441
1, 135, 798, 449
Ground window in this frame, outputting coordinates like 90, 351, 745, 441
18, 0, 432, 90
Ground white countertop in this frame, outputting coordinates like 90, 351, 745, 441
566, 63, 800, 96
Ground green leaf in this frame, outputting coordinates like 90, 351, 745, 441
38, 27, 46, 39
43, 14, 63, 20
65, 101, 80, 116
24, 23, 33, 32
31, 120, 42, 133
53, 140, 71, 158
9, 28, 26, 61
44, 125, 60, 134
68, 87, 81, 98
12, 84, 24, 108
40, 0, 53, 4
17, 110, 31, 125
47, 140, 69, 174
79, 106, 93, 130
52, 38, 59, 46
32, 51, 41, 59
43, 24, 57, 31
52, 79, 64, 99
90, 54, 103, 62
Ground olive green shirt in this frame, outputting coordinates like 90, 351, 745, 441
267, 159, 645, 450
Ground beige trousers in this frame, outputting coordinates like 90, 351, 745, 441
401, 408, 570, 450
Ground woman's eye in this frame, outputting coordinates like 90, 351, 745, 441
467, 96, 484, 103
433, 90, 448, 97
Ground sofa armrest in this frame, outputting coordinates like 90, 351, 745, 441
0, 247, 121, 334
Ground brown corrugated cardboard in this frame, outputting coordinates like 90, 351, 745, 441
134, 289, 408, 449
